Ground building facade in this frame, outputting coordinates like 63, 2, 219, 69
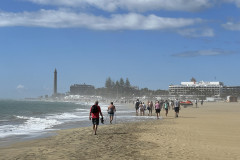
70, 84, 95, 95
222, 86, 240, 97
169, 81, 224, 97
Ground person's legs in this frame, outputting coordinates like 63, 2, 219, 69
92, 125, 95, 134
92, 118, 99, 135
110, 115, 113, 124
94, 125, 98, 135
93, 124, 97, 135
175, 109, 179, 117
174, 108, 178, 117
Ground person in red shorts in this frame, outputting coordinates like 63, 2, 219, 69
89, 101, 103, 135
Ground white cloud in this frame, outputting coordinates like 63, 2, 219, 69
25, 0, 213, 12
177, 28, 214, 37
222, 0, 240, 7
222, 22, 240, 31
17, 85, 25, 89
0, 10, 203, 31
172, 49, 235, 57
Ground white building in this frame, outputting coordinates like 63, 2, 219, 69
169, 81, 224, 97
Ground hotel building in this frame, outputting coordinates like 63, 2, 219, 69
169, 81, 224, 97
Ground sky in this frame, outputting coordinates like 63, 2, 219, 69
0, 0, 240, 99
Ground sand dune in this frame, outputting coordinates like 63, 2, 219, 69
0, 102, 240, 160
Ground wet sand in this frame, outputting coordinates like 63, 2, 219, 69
1, 102, 240, 160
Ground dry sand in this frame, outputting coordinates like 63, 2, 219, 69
0, 102, 240, 160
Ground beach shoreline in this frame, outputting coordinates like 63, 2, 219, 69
1, 102, 240, 160
0, 100, 140, 147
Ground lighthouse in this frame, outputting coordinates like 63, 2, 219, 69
54, 68, 57, 96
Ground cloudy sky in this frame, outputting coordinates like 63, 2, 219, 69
0, 0, 240, 98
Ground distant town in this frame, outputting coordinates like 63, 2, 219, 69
35, 69, 240, 102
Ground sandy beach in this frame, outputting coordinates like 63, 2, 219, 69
0, 102, 240, 160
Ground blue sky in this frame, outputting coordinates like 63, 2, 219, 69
0, 0, 240, 99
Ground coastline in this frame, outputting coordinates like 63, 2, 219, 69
0, 100, 151, 147
1, 102, 240, 160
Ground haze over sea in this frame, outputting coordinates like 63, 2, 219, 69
0, 100, 155, 146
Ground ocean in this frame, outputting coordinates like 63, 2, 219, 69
0, 100, 156, 146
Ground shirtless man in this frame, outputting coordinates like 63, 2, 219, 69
108, 102, 116, 124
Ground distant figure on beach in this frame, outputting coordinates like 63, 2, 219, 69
164, 100, 169, 117
195, 99, 198, 108
169, 100, 172, 110
142, 102, 146, 116
108, 102, 116, 124
135, 99, 140, 115
147, 101, 150, 113
89, 101, 103, 135
155, 101, 161, 119
171, 100, 174, 110
174, 99, 180, 118
201, 100, 204, 106
148, 101, 153, 116
139, 102, 144, 116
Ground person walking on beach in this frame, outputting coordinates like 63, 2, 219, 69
147, 101, 150, 114
142, 102, 146, 116
135, 99, 140, 115
201, 99, 204, 106
155, 101, 161, 119
169, 100, 172, 110
135, 99, 140, 114
174, 99, 180, 118
150, 101, 154, 116
108, 102, 116, 124
147, 101, 153, 116
171, 100, 174, 110
89, 101, 103, 135
164, 100, 169, 117
139, 102, 144, 116
195, 99, 198, 108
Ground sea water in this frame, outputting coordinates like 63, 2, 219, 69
0, 100, 157, 146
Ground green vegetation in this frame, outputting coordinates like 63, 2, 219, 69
95, 77, 168, 98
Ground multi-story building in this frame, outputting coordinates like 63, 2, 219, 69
70, 84, 95, 95
222, 86, 240, 97
169, 81, 224, 97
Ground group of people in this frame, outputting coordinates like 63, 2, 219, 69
195, 99, 204, 108
89, 101, 116, 135
135, 99, 181, 119
89, 99, 181, 135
